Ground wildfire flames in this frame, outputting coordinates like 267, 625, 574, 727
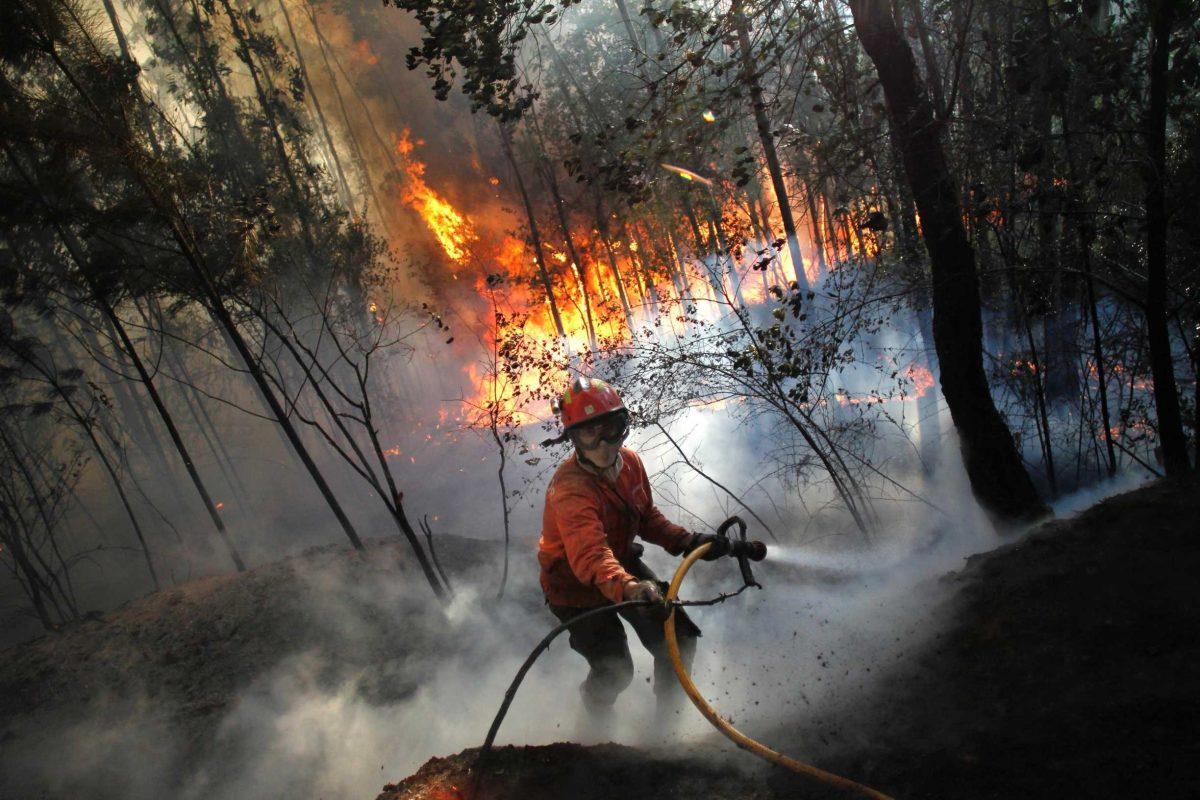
389, 123, 920, 424
906, 364, 936, 397
395, 129, 476, 265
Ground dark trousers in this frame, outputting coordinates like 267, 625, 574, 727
548, 559, 701, 715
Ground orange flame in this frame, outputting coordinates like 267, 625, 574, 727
351, 39, 379, 66
395, 129, 476, 263
906, 364, 936, 397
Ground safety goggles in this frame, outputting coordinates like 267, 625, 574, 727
570, 411, 630, 447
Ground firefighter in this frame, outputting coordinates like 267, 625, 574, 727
538, 376, 730, 729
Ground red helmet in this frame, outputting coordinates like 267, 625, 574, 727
555, 376, 625, 430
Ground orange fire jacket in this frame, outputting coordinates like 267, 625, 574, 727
538, 447, 692, 607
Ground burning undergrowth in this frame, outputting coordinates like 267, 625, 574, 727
377, 742, 785, 800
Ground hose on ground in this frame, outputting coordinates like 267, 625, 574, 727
665, 542, 894, 800
474, 543, 894, 800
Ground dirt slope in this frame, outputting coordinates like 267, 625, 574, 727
856, 474, 1200, 798
379, 475, 1200, 800
0, 535, 504, 753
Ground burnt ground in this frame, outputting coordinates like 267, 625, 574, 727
0, 533, 523, 799
378, 475, 1200, 800
1, 476, 1196, 799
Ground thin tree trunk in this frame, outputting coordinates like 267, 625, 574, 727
914, 301, 942, 471
61, 385, 161, 589
905, 0, 946, 116
102, 301, 248, 569
802, 177, 829, 278
491, 420, 511, 600
6, 142, 249, 568
252, 308, 446, 598
612, 0, 643, 56
498, 125, 566, 338
300, 1, 396, 237
625, 220, 662, 311
1072, 200, 1118, 476
680, 196, 720, 296
733, 3, 809, 292
0, 512, 56, 629
0, 427, 81, 618
594, 196, 635, 328
218, 0, 315, 247
537, 151, 597, 349
275, 0, 354, 207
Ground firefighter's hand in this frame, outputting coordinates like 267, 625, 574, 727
623, 579, 663, 605
624, 580, 670, 623
685, 532, 731, 561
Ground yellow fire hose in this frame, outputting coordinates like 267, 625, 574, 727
664, 542, 895, 800
478, 521, 894, 800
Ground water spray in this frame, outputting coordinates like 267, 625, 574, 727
474, 516, 893, 800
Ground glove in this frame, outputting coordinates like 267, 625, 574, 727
622, 579, 663, 604
623, 579, 670, 623
685, 532, 731, 561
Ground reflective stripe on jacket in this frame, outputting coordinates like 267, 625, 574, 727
538, 447, 691, 607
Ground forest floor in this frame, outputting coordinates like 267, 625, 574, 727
377, 475, 1200, 800
1, 475, 1196, 799
0, 533, 523, 799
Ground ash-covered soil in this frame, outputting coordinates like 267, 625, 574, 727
3, 476, 1196, 800
856, 474, 1200, 798
379, 742, 789, 800
380, 475, 1200, 800
0, 533, 521, 798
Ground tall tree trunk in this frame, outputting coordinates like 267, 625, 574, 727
0, 511, 56, 629
537, 152, 597, 349
300, 1, 397, 238
101, 300, 248, 570
1081, 235, 1118, 476
593, 196, 635, 329
6, 143, 250, 567
802, 176, 829, 278
1143, 0, 1189, 475
732, 3, 809, 292
914, 300, 942, 472
849, 0, 1048, 523
252, 310, 446, 599
625, 220, 661, 312
56, 381, 161, 589
275, 0, 354, 207
218, 0, 315, 248
180, 255, 370, 555
680, 195, 721, 297
612, 0, 643, 56
905, 0, 946, 117
498, 124, 566, 339
0, 426, 81, 619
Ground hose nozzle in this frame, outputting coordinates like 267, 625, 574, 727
730, 539, 767, 562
